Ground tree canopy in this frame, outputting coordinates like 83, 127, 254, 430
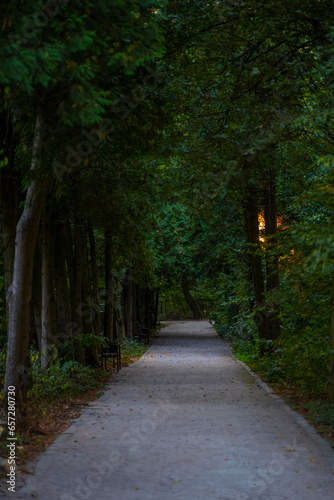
1, 0, 334, 416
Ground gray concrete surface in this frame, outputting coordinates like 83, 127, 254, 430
8, 321, 334, 499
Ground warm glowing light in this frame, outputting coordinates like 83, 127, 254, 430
258, 211, 285, 242
258, 210, 265, 242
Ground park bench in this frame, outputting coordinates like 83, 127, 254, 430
100, 341, 121, 372
136, 322, 151, 344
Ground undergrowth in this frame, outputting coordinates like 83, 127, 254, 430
0, 337, 150, 472
0, 337, 149, 405
215, 321, 334, 445
29, 352, 104, 402
120, 338, 149, 364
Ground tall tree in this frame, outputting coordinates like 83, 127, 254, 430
1, 0, 166, 407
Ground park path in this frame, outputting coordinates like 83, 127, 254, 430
14, 321, 334, 500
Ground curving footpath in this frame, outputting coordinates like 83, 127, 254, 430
12, 321, 334, 499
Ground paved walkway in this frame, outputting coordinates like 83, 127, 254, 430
13, 321, 334, 499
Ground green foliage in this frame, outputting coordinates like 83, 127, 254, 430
59, 333, 107, 360
160, 278, 192, 319
211, 268, 256, 342
303, 401, 334, 432
1, 0, 334, 406
29, 351, 102, 402
234, 330, 329, 396
120, 338, 148, 364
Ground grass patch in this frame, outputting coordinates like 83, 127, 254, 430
120, 338, 149, 365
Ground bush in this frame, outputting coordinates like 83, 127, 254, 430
29, 350, 102, 402
120, 338, 148, 364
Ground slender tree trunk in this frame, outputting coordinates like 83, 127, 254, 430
71, 218, 85, 363
54, 216, 72, 348
264, 177, 280, 341
81, 224, 94, 333
125, 270, 133, 339
64, 217, 75, 295
115, 307, 125, 342
121, 283, 126, 336
181, 274, 201, 319
31, 237, 42, 351
72, 219, 83, 333
328, 232, 334, 402
150, 290, 155, 328
132, 281, 137, 337
0, 116, 19, 320
4, 113, 45, 408
244, 187, 266, 339
154, 288, 159, 329
145, 287, 150, 327
81, 224, 99, 366
104, 230, 114, 341
139, 287, 145, 327
41, 198, 57, 368
329, 279, 334, 402
135, 285, 143, 331
88, 222, 101, 336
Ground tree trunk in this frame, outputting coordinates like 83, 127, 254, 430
104, 230, 114, 341
64, 217, 75, 295
139, 287, 145, 328
54, 216, 72, 349
181, 274, 201, 319
31, 238, 42, 351
329, 282, 334, 402
41, 198, 57, 368
328, 239, 334, 402
264, 177, 280, 341
132, 281, 137, 337
71, 218, 85, 363
88, 222, 101, 336
115, 307, 125, 342
125, 270, 133, 339
145, 287, 150, 327
81, 224, 99, 366
4, 112, 45, 408
81, 224, 94, 334
0, 115, 19, 321
120, 283, 126, 338
244, 187, 266, 339
154, 288, 159, 329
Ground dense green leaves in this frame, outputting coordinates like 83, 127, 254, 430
1, 0, 334, 405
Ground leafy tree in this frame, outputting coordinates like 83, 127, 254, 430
0, 0, 166, 408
